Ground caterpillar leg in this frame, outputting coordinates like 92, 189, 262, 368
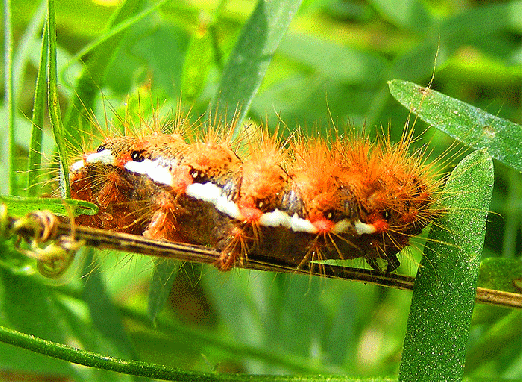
144, 190, 185, 242
214, 226, 250, 271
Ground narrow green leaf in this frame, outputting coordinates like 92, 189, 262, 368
47, 0, 69, 197
27, 21, 49, 196
13, 0, 47, 103
388, 79, 522, 173
181, 28, 214, 103
477, 258, 522, 294
211, 0, 303, 125
465, 310, 522, 375
367, 0, 432, 32
147, 260, 180, 323
0, 196, 98, 217
278, 34, 387, 84
62, 0, 145, 149
399, 150, 494, 381
4, 0, 15, 195
81, 249, 138, 361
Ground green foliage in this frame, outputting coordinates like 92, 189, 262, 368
400, 150, 494, 381
0, 196, 98, 216
211, 0, 303, 125
3, 0, 522, 381
389, 80, 522, 173
47, 0, 69, 197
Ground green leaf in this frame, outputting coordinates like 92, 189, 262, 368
62, 0, 147, 149
399, 150, 494, 381
278, 34, 387, 85
4, 0, 15, 195
211, 0, 303, 125
47, 0, 69, 197
81, 249, 138, 362
27, 19, 49, 196
147, 260, 180, 324
0, 196, 98, 217
477, 258, 522, 294
465, 310, 522, 375
15, 1, 48, 196
13, 0, 47, 103
388, 79, 522, 173
181, 27, 214, 103
367, 0, 432, 32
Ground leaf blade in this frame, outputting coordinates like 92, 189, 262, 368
147, 260, 180, 324
0, 196, 98, 217
211, 0, 303, 125
27, 19, 49, 196
389, 79, 522, 173
399, 150, 494, 381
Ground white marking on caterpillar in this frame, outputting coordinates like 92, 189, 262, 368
186, 182, 242, 220
124, 159, 173, 186
289, 214, 318, 233
259, 210, 317, 233
71, 159, 85, 172
258, 209, 292, 228
87, 149, 115, 165
72, 149, 116, 171
354, 220, 377, 235
186, 182, 320, 233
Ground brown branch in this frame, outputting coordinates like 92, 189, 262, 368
6, 211, 522, 309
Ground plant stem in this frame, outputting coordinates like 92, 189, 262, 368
6, 211, 522, 309
4, 0, 15, 195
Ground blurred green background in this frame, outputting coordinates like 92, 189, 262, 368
2, 0, 522, 380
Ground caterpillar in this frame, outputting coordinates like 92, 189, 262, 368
68, 118, 442, 273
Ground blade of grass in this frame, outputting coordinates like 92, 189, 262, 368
211, 0, 303, 126
0, 196, 98, 216
4, 0, 15, 195
464, 310, 522, 375
399, 150, 494, 381
147, 260, 180, 323
47, 0, 69, 198
62, 0, 149, 150
13, 0, 47, 103
81, 249, 139, 362
181, 26, 214, 103
27, 21, 49, 196
477, 258, 522, 293
61, 0, 170, 78
388, 79, 522, 173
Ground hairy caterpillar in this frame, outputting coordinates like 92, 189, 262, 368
68, 117, 442, 274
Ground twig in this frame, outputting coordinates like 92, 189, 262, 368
6, 210, 522, 309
